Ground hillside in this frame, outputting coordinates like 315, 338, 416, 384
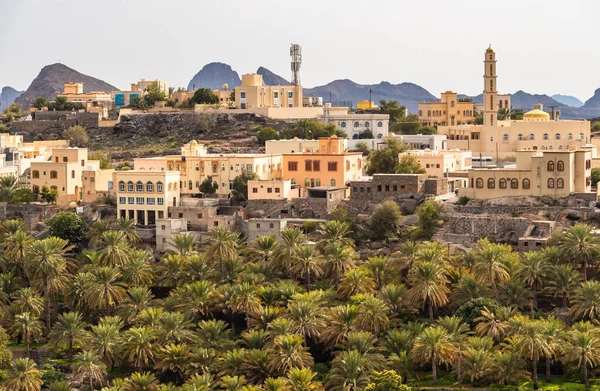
187, 63, 241, 91
256, 66, 289, 85
0, 86, 24, 109
15, 63, 117, 109
552, 94, 583, 108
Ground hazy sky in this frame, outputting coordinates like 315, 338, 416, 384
1, 0, 599, 101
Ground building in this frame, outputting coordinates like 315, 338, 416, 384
401, 149, 472, 177
171, 84, 234, 107
400, 134, 448, 150
82, 168, 114, 203
248, 179, 300, 200
438, 47, 590, 158
320, 105, 389, 139
114, 170, 181, 226
474, 94, 511, 113
113, 91, 142, 107
459, 149, 592, 200
282, 137, 363, 194
418, 91, 475, 126
356, 101, 378, 110
235, 73, 302, 109
57, 83, 112, 104
131, 79, 169, 94
265, 139, 320, 154
247, 218, 288, 242
30, 148, 100, 205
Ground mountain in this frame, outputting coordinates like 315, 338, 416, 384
552, 94, 583, 108
582, 88, 600, 109
0, 86, 24, 109
15, 63, 117, 109
303, 80, 437, 112
501, 91, 565, 111
256, 67, 289, 86
187, 63, 241, 91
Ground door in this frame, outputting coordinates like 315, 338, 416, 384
147, 211, 156, 226
137, 211, 145, 226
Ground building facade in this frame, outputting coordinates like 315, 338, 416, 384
57, 82, 112, 104
418, 91, 475, 126
247, 179, 300, 200
265, 139, 320, 155
401, 149, 472, 177
235, 73, 303, 109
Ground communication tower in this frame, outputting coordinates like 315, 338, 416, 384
290, 44, 302, 86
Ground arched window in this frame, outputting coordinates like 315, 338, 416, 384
157, 182, 163, 192
547, 161, 555, 171
503, 134, 509, 142
377, 133, 383, 139
548, 178, 555, 188
304, 178, 310, 187
490, 114, 494, 126
315, 179, 321, 186
490, 64, 493, 75
511, 179, 518, 189
51, 186, 57, 191
487, 178, 495, 189
352, 134, 359, 139
557, 160, 564, 171
580, 133, 585, 141
168, 183, 172, 190
305, 160, 312, 171
557, 178, 564, 188
136, 181, 143, 192
451, 101, 455, 108
128, 181, 134, 192
196, 181, 200, 188
491, 80, 494, 91
340, 121, 346, 128
330, 179, 336, 186
555, 133, 561, 140
377, 121, 383, 127
119, 181, 125, 191
179, 181, 183, 189
523, 178, 530, 189
354, 122, 360, 128
517, 134, 523, 141
490, 96, 494, 111
32, 185, 39, 194
476, 178, 484, 188
291, 178, 296, 185
529, 133, 535, 141
346, 161, 350, 170
364, 122, 370, 128
32, 170, 39, 179
499, 178, 507, 189
543, 133, 549, 141
71, 170, 75, 179
567, 133, 573, 140
50, 170, 58, 179
188, 180, 192, 190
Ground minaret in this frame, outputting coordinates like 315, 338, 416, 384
483, 45, 498, 127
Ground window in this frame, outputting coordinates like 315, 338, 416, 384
147, 198, 155, 205
547, 161, 555, 171
548, 178, 555, 188
340, 121, 346, 128
214, 221, 219, 227
267, 188, 273, 193
305, 160, 312, 171
377, 121, 383, 127
522, 178, 530, 189
354, 122, 359, 128
119, 197, 126, 204
330, 179, 336, 186
270, 223, 274, 229
517, 134, 523, 141
81, 160, 85, 167
557, 160, 564, 171
128, 197, 134, 204
567, 133, 573, 140
487, 178, 495, 189
32, 170, 39, 179
157, 182, 163, 192
511, 179, 518, 189
146, 182, 154, 192
252, 188, 258, 193
555, 133, 561, 140
476, 178, 484, 188
346, 161, 350, 171
157, 198, 164, 205
240, 103, 246, 109
364, 122, 370, 128
502, 134, 509, 142
288, 161, 298, 171
71, 170, 75, 179
557, 178, 564, 188
490, 115, 494, 126
136, 197, 144, 205
328, 162, 338, 171
136, 182, 143, 192
315, 179, 321, 186
451, 101, 455, 108
530, 133, 535, 141
313, 160, 320, 171
275, 187, 280, 193
119, 181, 125, 191
580, 133, 585, 141
240, 92, 246, 99
288, 91, 293, 99
543, 133, 549, 141
50, 170, 58, 179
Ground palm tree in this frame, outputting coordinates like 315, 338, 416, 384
292, 245, 323, 289
520, 252, 552, 314
337, 268, 376, 300
316, 220, 353, 252
123, 372, 159, 391
357, 296, 390, 335
437, 316, 470, 383
249, 305, 284, 330
327, 350, 372, 391
87, 267, 127, 313
471, 239, 513, 300
287, 298, 325, 343
168, 233, 199, 256
229, 282, 261, 327
365, 256, 398, 290
247, 235, 278, 264
493, 351, 529, 386
548, 265, 580, 308
3, 230, 34, 273
155, 343, 194, 383
172, 281, 216, 320
411, 326, 455, 385
285, 368, 323, 391
11, 287, 44, 317
474, 307, 507, 342
27, 236, 72, 328
89, 322, 122, 367
204, 227, 239, 278
515, 320, 551, 390
65, 272, 94, 312
450, 274, 491, 308
122, 326, 157, 370
116, 217, 141, 245
461, 347, 493, 384
121, 249, 154, 286
322, 241, 357, 288
406, 261, 449, 322
72, 350, 107, 390
98, 231, 131, 267
0, 175, 28, 203
48, 311, 89, 360
4, 358, 43, 391
378, 283, 410, 319
118, 286, 155, 323
11, 312, 43, 356
219, 375, 247, 391
570, 280, 600, 321
196, 319, 235, 351
273, 228, 307, 275
157, 311, 197, 345
88, 220, 113, 246
555, 223, 600, 281
563, 326, 600, 388
540, 316, 564, 383
268, 334, 314, 375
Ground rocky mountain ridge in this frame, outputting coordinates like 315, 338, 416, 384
0, 86, 23, 109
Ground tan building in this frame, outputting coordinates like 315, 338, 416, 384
58, 82, 112, 104
114, 170, 180, 226
320, 105, 390, 139
235, 73, 302, 109
474, 94, 511, 113
247, 179, 300, 200
418, 91, 475, 126
265, 139, 320, 154
438, 47, 590, 158
401, 149, 472, 177
82, 168, 115, 203
131, 79, 169, 94
459, 149, 592, 200
30, 148, 99, 205
282, 137, 363, 194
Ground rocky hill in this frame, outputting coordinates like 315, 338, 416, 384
0, 86, 24, 109
257, 67, 290, 85
187, 63, 241, 91
552, 94, 583, 108
15, 63, 117, 109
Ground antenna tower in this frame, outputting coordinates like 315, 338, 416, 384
290, 44, 302, 86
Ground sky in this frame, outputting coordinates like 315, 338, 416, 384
1, 0, 599, 102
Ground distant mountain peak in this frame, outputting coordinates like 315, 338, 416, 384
256, 67, 289, 86
0, 86, 24, 109
187, 63, 240, 91
551, 94, 583, 108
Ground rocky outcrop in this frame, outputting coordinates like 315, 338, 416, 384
257, 67, 289, 86
15, 63, 118, 108
0, 86, 24, 109
187, 63, 241, 91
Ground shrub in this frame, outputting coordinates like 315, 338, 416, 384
456, 297, 500, 327
456, 196, 470, 206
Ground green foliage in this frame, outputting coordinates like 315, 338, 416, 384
456, 196, 470, 206
415, 200, 443, 238
63, 125, 89, 148
40, 186, 58, 203
370, 200, 402, 240
281, 119, 343, 139
192, 88, 219, 105
199, 176, 219, 195
48, 212, 87, 247
456, 298, 500, 327
395, 155, 426, 174
592, 122, 600, 132
365, 370, 410, 391
352, 141, 370, 155
0, 176, 30, 203
41, 364, 65, 386
32, 96, 50, 110
418, 125, 437, 135
231, 171, 260, 201
130, 96, 148, 110
255, 127, 279, 146
378, 100, 407, 123
301, 221, 318, 234
143, 82, 167, 106
88, 151, 112, 169
591, 168, 600, 187
358, 129, 374, 139
367, 139, 408, 175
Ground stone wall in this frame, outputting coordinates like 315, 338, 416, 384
423, 178, 448, 195
436, 214, 532, 245
246, 199, 291, 218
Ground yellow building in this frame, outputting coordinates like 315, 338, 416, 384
247, 179, 300, 200
82, 168, 115, 203
57, 82, 112, 103
401, 149, 472, 177
282, 137, 363, 194
30, 148, 99, 205
357, 100, 378, 110
235, 73, 302, 109
131, 79, 169, 94
418, 91, 475, 126
114, 170, 180, 226
265, 138, 320, 154
134, 140, 283, 198
438, 47, 590, 158
459, 149, 592, 199
172, 84, 234, 107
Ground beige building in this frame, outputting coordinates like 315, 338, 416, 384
58, 83, 112, 103
131, 79, 169, 94
474, 94, 511, 113
247, 179, 300, 200
459, 149, 592, 200
438, 47, 590, 158
265, 139, 320, 155
320, 105, 390, 139
418, 91, 475, 126
114, 170, 180, 226
401, 149, 472, 177
235, 73, 302, 109
82, 168, 115, 203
